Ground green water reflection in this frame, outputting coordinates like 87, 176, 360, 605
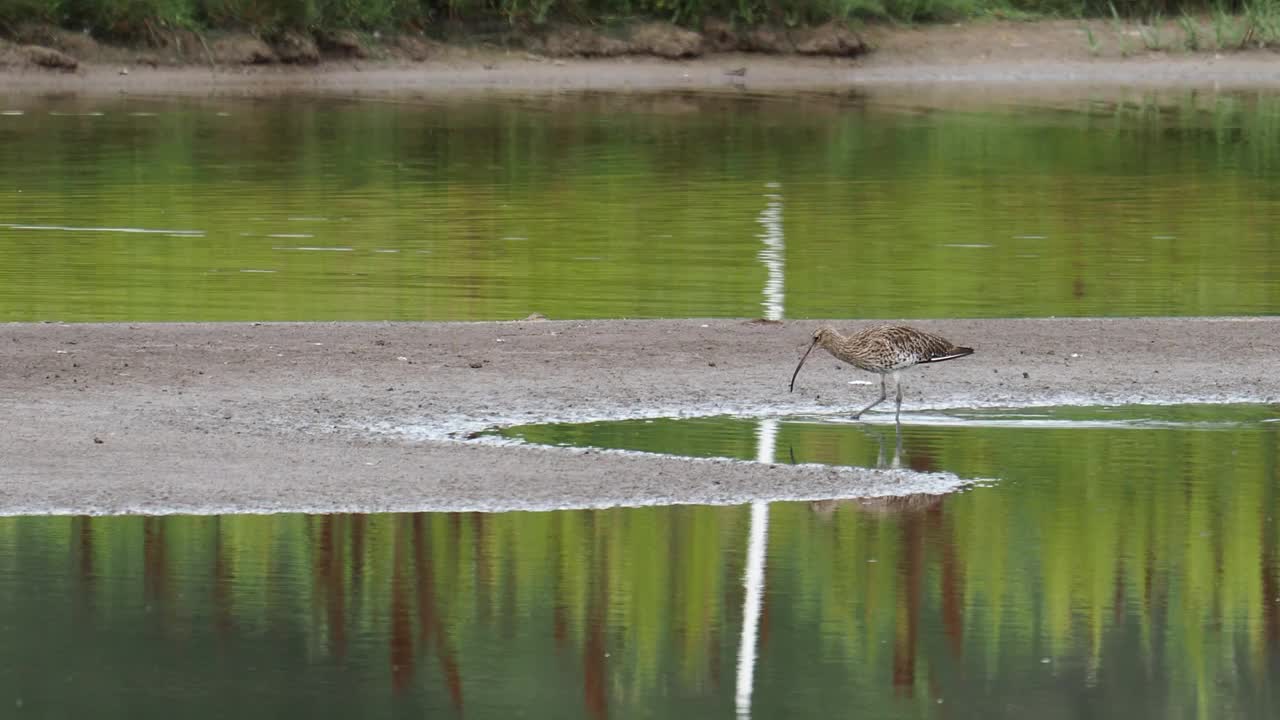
3, 406, 1277, 717
4, 90, 1280, 321
498, 403, 1280, 467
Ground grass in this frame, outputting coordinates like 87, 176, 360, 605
0, 0, 992, 38
1240, 0, 1280, 45
0, 0, 62, 31
1083, 20, 1101, 53
4, 0, 1280, 48
1212, 3, 1247, 45
1177, 12, 1199, 48
1139, 11, 1165, 48
1108, 1, 1134, 55
1080, 2, 1280, 55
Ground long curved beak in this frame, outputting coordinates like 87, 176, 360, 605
789, 339, 818, 392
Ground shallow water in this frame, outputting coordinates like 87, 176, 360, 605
2, 406, 1276, 717
5, 90, 1280, 321
496, 403, 1280, 466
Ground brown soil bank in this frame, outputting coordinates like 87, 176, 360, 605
0, 18, 867, 69
5, 18, 1280, 95
0, 318, 1276, 516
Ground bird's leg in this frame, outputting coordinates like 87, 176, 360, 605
853, 374, 888, 419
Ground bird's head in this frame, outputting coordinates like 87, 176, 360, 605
812, 326, 837, 348
790, 326, 837, 393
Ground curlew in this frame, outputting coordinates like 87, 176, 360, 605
789, 324, 974, 421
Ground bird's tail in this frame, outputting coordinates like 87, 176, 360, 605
921, 347, 974, 364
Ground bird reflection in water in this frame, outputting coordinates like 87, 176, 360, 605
808, 423, 947, 517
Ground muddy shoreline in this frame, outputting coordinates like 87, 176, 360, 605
1, 318, 1275, 515
9, 56, 1280, 99
6, 20, 1280, 97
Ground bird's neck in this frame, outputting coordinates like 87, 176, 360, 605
823, 330, 878, 369
819, 331, 848, 353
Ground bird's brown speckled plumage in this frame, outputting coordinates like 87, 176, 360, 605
814, 324, 972, 372
790, 324, 974, 420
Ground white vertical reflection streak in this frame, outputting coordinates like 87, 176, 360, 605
756, 184, 785, 321
736, 419, 777, 719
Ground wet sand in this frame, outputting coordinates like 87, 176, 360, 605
1, 318, 1275, 515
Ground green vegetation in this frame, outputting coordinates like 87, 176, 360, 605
1212, 1, 1250, 44
1177, 11, 1200, 47
1082, 20, 1101, 52
1139, 11, 1166, 48
0, 0, 1278, 45
0, 0, 958, 39
1088, 1, 1280, 52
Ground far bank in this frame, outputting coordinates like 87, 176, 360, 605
6, 19, 1280, 96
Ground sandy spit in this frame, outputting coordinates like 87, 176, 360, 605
0, 318, 1275, 515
